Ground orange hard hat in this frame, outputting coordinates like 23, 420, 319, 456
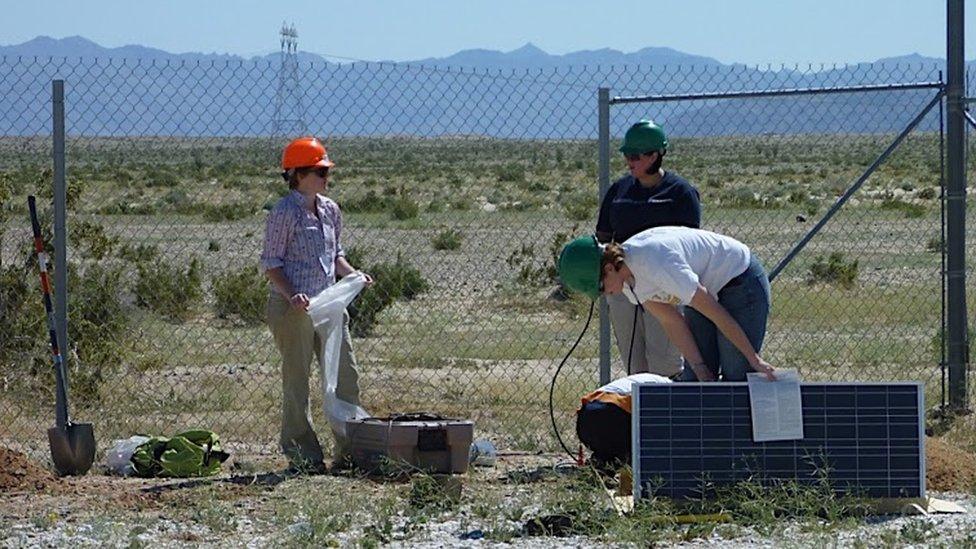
281, 136, 335, 170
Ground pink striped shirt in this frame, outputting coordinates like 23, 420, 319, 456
260, 190, 346, 296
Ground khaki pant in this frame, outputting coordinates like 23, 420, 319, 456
267, 293, 361, 466
606, 292, 683, 377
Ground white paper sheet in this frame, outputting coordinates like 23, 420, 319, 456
747, 369, 803, 442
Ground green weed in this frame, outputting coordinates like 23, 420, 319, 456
807, 252, 859, 288
897, 519, 938, 544
431, 228, 463, 251
880, 198, 927, 218
390, 196, 420, 220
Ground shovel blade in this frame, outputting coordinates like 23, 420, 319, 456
48, 423, 96, 476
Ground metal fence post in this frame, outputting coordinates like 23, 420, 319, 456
598, 87, 611, 385
52, 80, 70, 392
945, 0, 969, 410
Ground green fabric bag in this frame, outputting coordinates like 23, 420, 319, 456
131, 429, 230, 478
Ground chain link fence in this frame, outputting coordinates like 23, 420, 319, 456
0, 57, 970, 461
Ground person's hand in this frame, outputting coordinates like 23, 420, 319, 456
289, 293, 310, 310
751, 357, 776, 381
690, 362, 716, 382
361, 272, 374, 287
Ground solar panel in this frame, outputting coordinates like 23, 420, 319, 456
632, 382, 925, 500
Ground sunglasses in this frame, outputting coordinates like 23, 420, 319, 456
307, 167, 330, 178
623, 152, 651, 161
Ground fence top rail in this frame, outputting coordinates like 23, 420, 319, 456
610, 81, 945, 105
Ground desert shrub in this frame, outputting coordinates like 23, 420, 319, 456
371, 255, 429, 301
212, 267, 267, 325
1, 200, 127, 401
146, 169, 179, 188
431, 229, 463, 251
161, 188, 191, 209
787, 188, 810, 204
930, 325, 975, 363
135, 257, 203, 321
110, 167, 134, 185
506, 229, 575, 287
808, 252, 858, 288
201, 203, 256, 222
562, 195, 597, 221
722, 188, 774, 209
341, 190, 391, 213
390, 196, 420, 220
0, 264, 46, 396
0, 170, 13, 208
494, 163, 526, 183
426, 199, 445, 213
0, 261, 128, 404
33, 167, 85, 209
0, 171, 14, 245
67, 264, 129, 400
99, 200, 159, 216
70, 220, 117, 260
445, 172, 464, 188
349, 254, 429, 337
117, 242, 160, 263
450, 198, 473, 211
343, 246, 366, 270
915, 187, 938, 200
880, 198, 926, 218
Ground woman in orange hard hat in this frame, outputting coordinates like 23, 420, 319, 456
260, 136, 373, 474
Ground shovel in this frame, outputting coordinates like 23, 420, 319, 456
28, 195, 96, 476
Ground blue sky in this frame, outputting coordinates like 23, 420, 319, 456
2, 0, 972, 64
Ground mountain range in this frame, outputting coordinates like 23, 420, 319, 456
0, 35, 952, 68
0, 36, 963, 139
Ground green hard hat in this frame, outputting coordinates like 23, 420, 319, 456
619, 119, 668, 155
558, 236, 602, 300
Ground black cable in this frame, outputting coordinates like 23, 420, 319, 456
626, 303, 639, 375
549, 300, 595, 461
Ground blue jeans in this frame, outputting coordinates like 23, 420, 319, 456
679, 254, 771, 382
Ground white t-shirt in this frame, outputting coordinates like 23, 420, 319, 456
620, 226, 750, 306
596, 373, 672, 395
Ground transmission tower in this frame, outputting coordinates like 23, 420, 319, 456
272, 22, 308, 137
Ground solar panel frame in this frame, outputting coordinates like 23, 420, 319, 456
632, 382, 926, 501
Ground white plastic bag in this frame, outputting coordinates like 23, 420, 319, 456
307, 272, 371, 437
105, 435, 150, 476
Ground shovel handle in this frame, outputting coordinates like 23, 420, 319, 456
28, 196, 59, 353
28, 196, 69, 429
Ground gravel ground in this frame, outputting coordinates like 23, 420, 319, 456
2, 444, 975, 549
2, 494, 975, 548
